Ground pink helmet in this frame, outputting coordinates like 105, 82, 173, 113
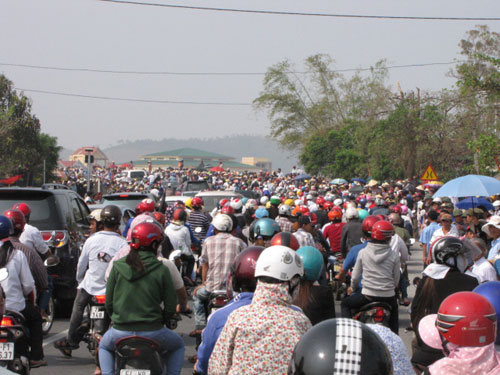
400, 205, 409, 214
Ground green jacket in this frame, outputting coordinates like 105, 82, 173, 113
106, 251, 177, 331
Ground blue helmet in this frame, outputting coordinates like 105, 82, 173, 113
0, 216, 13, 240
474, 281, 500, 345
297, 246, 324, 281
253, 218, 280, 238
254, 207, 269, 219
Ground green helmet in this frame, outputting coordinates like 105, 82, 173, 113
270, 196, 281, 205
296, 246, 323, 281
358, 209, 369, 221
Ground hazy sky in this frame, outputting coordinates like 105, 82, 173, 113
1, 0, 500, 151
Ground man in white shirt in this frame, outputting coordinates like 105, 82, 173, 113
429, 213, 459, 245
469, 237, 497, 283
54, 205, 127, 356
0, 215, 46, 367
13, 203, 50, 257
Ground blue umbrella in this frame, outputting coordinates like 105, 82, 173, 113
330, 178, 347, 185
456, 197, 494, 211
293, 173, 311, 181
433, 174, 500, 198
351, 178, 367, 184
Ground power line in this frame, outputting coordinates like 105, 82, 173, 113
13, 87, 252, 106
98, 0, 500, 21
1, 61, 461, 76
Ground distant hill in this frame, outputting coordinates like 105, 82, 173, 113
65, 136, 299, 172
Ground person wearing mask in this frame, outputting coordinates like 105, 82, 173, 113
410, 237, 479, 369
99, 222, 184, 375
194, 246, 264, 375
55, 205, 127, 356
341, 220, 401, 334
0, 216, 46, 368
340, 207, 363, 258
208, 245, 311, 375
294, 246, 335, 325
418, 292, 500, 375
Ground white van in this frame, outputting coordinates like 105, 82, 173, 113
122, 169, 146, 181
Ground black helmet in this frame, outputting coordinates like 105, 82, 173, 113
101, 205, 122, 226
431, 236, 465, 270
288, 318, 393, 375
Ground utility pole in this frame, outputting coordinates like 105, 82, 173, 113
85, 148, 93, 194
43, 160, 46, 185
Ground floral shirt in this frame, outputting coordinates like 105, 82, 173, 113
208, 281, 311, 375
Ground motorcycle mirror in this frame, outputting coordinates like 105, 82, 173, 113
194, 227, 202, 233
0, 268, 8, 282
410, 238, 415, 245
44, 256, 60, 267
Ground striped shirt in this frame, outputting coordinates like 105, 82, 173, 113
293, 228, 316, 248
188, 211, 211, 242
200, 232, 247, 292
275, 216, 294, 233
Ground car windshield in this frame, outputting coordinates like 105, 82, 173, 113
185, 181, 209, 191
101, 194, 149, 210
129, 171, 145, 180
198, 195, 240, 212
0, 191, 61, 230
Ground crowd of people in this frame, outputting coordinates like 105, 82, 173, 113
1, 166, 500, 374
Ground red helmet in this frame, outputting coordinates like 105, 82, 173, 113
376, 214, 388, 221
12, 203, 31, 219
173, 208, 187, 222
230, 246, 264, 292
308, 212, 318, 226
315, 197, 325, 207
130, 222, 163, 250
298, 206, 310, 215
3, 209, 26, 232
371, 220, 394, 241
221, 205, 235, 215
323, 201, 333, 210
270, 232, 299, 250
136, 198, 155, 214
437, 291, 497, 347
328, 208, 342, 221
192, 197, 204, 208
389, 205, 402, 214
362, 215, 381, 235
152, 212, 166, 226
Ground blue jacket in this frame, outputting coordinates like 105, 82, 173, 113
195, 292, 254, 374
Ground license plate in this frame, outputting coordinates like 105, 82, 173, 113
334, 264, 341, 272
90, 306, 105, 319
0, 343, 14, 360
120, 370, 151, 375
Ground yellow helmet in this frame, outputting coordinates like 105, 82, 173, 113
185, 198, 193, 209
284, 198, 294, 206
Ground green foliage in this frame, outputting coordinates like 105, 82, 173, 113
467, 133, 500, 175
0, 74, 61, 186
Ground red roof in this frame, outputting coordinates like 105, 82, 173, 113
58, 160, 76, 168
70, 146, 108, 160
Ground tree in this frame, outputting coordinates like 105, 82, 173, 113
0, 74, 61, 185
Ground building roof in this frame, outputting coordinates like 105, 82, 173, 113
142, 148, 232, 160
71, 146, 108, 160
132, 159, 259, 170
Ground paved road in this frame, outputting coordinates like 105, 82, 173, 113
34, 243, 423, 375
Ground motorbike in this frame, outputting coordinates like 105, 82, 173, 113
78, 294, 109, 366
353, 301, 392, 327
0, 268, 30, 375
114, 313, 187, 375
193, 290, 229, 350
327, 255, 350, 301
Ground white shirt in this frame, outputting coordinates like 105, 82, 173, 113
77, 231, 127, 296
390, 234, 409, 266
19, 223, 49, 255
1, 249, 35, 312
165, 224, 192, 256
430, 226, 459, 245
471, 257, 498, 283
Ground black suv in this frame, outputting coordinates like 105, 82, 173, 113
0, 185, 90, 311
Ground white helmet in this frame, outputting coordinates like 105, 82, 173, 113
212, 214, 233, 232
230, 198, 243, 210
333, 198, 343, 207
493, 200, 500, 208
345, 207, 359, 220
306, 194, 313, 201
255, 246, 304, 281
375, 197, 386, 206
260, 196, 269, 205
278, 204, 292, 216
246, 199, 258, 209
